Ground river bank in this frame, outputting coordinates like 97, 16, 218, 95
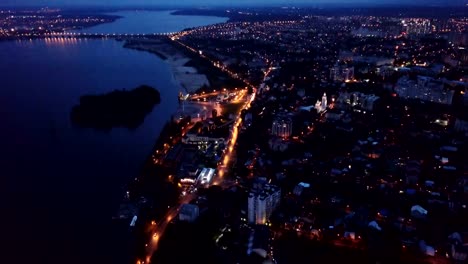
124, 38, 210, 94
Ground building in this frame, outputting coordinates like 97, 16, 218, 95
322, 92, 327, 109
358, 94, 380, 111
402, 19, 432, 36
335, 53, 393, 68
377, 65, 395, 78
411, 205, 428, 219
246, 225, 272, 259
449, 232, 468, 262
406, 160, 421, 185
352, 56, 394, 67
268, 137, 289, 152
248, 184, 281, 225
293, 182, 310, 196
336, 92, 380, 111
182, 120, 228, 145
196, 167, 215, 186
336, 91, 352, 105
330, 65, 355, 82
351, 27, 386, 38
314, 93, 328, 113
179, 203, 199, 222
179, 165, 199, 185
271, 117, 292, 138
395, 76, 454, 105
449, 32, 468, 47
454, 118, 468, 132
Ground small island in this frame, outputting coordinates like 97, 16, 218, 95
71, 85, 161, 130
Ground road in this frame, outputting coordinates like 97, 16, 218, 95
136, 33, 270, 264
171, 36, 255, 89
140, 192, 196, 264
138, 93, 253, 264
214, 91, 255, 182
189, 88, 247, 101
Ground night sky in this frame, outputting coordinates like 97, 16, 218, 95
1, 0, 466, 7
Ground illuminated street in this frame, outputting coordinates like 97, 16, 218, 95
140, 53, 274, 264
140, 192, 196, 264
136, 33, 264, 264
139, 100, 250, 263
214, 89, 256, 182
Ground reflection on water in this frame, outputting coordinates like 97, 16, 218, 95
16, 37, 86, 45
44, 37, 80, 45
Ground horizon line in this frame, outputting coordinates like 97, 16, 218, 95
0, 2, 467, 9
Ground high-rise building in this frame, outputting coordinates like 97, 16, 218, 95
402, 19, 432, 36
315, 93, 328, 113
337, 92, 380, 111
330, 65, 355, 82
271, 117, 292, 138
460, 48, 468, 64
248, 184, 281, 225
321, 93, 328, 110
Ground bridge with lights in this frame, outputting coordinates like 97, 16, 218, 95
44, 31, 177, 38
9, 31, 178, 40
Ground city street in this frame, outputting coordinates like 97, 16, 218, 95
137, 35, 262, 264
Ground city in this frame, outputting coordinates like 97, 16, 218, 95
1, 2, 467, 264
121, 7, 468, 264
0, 7, 120, 38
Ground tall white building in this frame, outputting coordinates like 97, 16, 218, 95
248, 184, 281, 225
315, 93, 328, 113
321, 93, 328, 110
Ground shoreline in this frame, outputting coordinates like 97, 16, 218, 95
123, 38, 210, 94
121, 35, 253, 263
117, 38, 205, 213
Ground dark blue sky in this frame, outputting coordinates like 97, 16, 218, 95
1, 0, 466, 7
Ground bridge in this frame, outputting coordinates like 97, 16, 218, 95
42, 31, 177, 38
7, 31, 180, 40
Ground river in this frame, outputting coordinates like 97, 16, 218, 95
75, 10, 228, 34
0, 10, 227, 264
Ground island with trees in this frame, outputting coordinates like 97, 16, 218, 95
71, 85, 161, 130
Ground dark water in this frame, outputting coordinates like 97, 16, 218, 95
0, 11, 227, 264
